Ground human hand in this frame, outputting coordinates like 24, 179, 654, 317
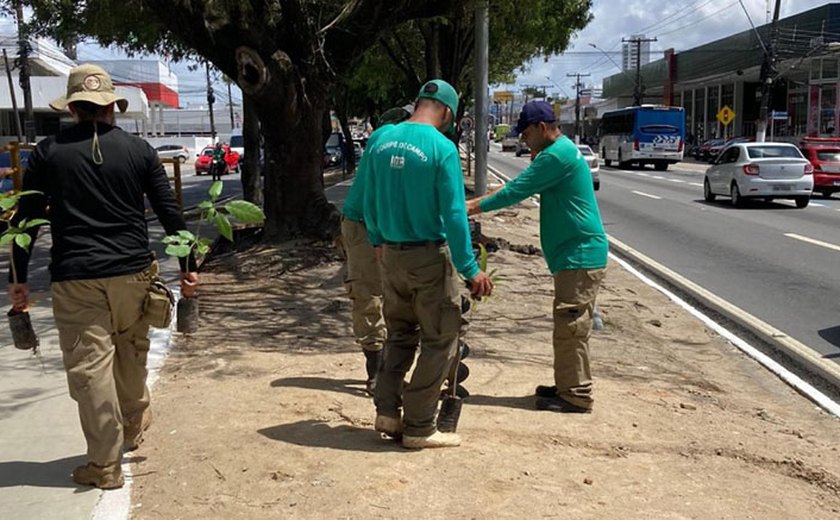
7, 283, 29, 311
468, 272, 494, 299
180, 272, 199, 298
467, 199, 482, 216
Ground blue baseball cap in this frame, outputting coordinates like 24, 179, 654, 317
516, 100, 556, 134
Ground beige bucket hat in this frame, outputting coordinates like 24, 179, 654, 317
50, 63, 129, 113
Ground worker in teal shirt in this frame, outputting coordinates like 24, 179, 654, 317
340, 121, 398, 395
364, 80, 493, 449
468, 100, 607, 414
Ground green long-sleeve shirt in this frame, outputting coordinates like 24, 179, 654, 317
341, 125, 393, 222
480, 136, 608, 273
363, 122, 479, 279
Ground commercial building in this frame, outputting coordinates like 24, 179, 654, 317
602, 3, 840, 143
622, 34, 651, 72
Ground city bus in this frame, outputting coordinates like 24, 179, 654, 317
598, 105, 686, 171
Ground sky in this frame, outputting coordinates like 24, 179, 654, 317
0, 1, 834, 107
502, 0, 832, 97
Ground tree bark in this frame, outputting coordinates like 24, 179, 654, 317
335, 91, 356, 175
240, 93, 262, 206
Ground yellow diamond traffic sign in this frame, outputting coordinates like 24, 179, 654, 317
717, 105, 736, 126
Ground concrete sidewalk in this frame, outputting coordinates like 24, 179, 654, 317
0, 216, 196, 519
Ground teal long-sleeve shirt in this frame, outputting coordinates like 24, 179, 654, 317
363, 122, 480, 280
480, 136, 608, 273
341, 125, 393, 222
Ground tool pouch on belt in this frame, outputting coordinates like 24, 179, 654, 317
144, 279, 175, 328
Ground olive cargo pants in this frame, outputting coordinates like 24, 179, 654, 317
52, 262, 157, 466
552, 268, 606, 409
341, 218, 385, 352
375, 244, 462, 437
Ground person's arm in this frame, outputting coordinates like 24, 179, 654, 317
478, 151, 567, 213
439, 148, 480, 279
8, 145, 49, 286
143, 146, 198, 277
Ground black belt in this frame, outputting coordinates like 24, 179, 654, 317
384, 239, 447, 249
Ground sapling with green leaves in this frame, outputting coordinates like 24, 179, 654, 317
1, 190, 48, 289
163, 180, 265, 265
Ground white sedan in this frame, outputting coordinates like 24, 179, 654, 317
703, 142, 814, 208
578, 144, 600, 191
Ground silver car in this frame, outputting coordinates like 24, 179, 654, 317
578, 144, 600, 191
155, 144, 190, 163
704, 142, 814, 208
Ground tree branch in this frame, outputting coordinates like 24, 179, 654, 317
379, 37, 421, 89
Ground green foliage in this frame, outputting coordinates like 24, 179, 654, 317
0, 189, 49, 283
163, 181, 266, 261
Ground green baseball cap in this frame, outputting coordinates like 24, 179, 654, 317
417, 79, 459, 134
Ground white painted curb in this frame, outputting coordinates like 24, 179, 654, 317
90, 289, 181, 520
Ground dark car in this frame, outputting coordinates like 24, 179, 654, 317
698, 138, 726, 162
707, 137, 752, 163
324, 133, 344, 167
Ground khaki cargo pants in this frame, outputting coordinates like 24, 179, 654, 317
553, 268, 606, 409
375, 244, 462, 437
341, 218, 385, 352
52, 262, 158, 466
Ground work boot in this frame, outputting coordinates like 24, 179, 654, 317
402, 430, 462, 449
364, 349, 383, 396
534, 384, 558, 398
123, 407, 153, 451
535, 395, 592, 414
72, 462, 124, 489
374, 414, 403, 438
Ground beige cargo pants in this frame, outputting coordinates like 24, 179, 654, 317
52, 262, 157, 466
553, 268, 606, 409
375, 244, 462, 437
341, 218, 385, 352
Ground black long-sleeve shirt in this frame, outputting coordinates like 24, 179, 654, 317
10, 122, 194, 283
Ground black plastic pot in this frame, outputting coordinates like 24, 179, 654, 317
176, 297, 200, 333
8, 308, 38, 351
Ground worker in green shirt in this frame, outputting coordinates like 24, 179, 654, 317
364, 80, 493, 449
339, 107, 414, 395
468, 100, 608, 413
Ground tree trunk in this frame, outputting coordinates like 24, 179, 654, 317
240, 93, 262, 206
236, 47, 339, 241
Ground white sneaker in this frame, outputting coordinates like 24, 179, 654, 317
402, 430, 461, 449
374, 415, 402, 437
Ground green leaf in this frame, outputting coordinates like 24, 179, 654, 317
0, 197, 17, 212
14, 233, 31, 251
198, 200, 214, 210
479, 244, 488, 272
16, 190, 42, 197
198, 237, 214, 248
206, 207, 218, 223
209, 181, 223, 201
197, 244, 211, 257
165, 244, 192, 258
177, 229, 196, 241
23, 219, 49, 229
162, 235, 178, 244
0, 233, 16, 247
224, 200, 265, 224
214, 212, 233, 242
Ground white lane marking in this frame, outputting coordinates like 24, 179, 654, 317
652, 176, 665, 180
689, 182, 704, 187
632, 190, 662, 200
810, 202, 826, 207
668, 179, 686, 183
785, 233, 840, 253
609, 252, 840, 419
635, 172, 651, 177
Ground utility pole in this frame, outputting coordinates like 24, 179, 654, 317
474, 0, 489, 195
567, 72, 591, 143
3, 49, 23, 142
622, 36, 657, 106
756, 0, 782, 143
15, 0, 35, 142
227, 82, 236, 129
205, 62, 217, 142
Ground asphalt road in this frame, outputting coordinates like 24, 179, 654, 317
486, 143, 840, 364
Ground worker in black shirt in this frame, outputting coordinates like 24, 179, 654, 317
6, 64, 199, 489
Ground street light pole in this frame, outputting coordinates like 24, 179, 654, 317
756, 0, 782, 143
622, 36, 657, 106
474, 0, 489, 196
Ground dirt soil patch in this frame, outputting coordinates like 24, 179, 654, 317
130, 205, 840, 519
